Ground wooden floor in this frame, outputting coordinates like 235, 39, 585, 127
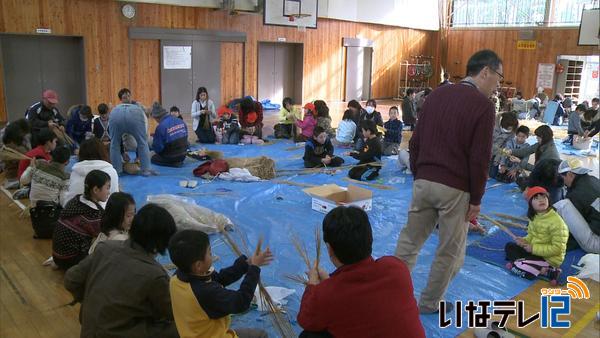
0, 192, 81, 337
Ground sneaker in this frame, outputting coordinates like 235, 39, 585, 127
12, 187, 29, 200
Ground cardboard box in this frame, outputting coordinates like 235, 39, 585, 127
303, 184, 373, 214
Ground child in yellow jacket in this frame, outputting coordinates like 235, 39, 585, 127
505, 186, 569, 284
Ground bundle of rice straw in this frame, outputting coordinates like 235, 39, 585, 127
286, 227, 322, 286
51, 126, 75, 146
123, 160, 141, 175
225, 156, 276, 180
220, 231, 295, 337
0, 145, 31, 161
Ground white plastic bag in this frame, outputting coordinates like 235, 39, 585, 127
146, 194, 233, 233
252, 286, 296, 312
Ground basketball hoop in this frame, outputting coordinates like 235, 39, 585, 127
289, 13, 311, 32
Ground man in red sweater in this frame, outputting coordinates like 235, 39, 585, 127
298, 206, 425, 338
395, 50, 501, 314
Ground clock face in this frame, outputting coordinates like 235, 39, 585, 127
122, 4, 136, 19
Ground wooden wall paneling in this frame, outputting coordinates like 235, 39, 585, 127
0, 0, 438, 122
220, 42, 244, 104
445, 28, 599, 97
130, 39, 160, 108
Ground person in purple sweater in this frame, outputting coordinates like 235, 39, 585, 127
394, 50, 501, 314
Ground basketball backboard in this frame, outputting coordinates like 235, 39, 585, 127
264, 0, 318, 29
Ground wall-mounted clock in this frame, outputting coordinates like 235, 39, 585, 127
122, 4, 136, 19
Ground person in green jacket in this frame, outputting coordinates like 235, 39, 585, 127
505, 186, 569, 283
274, 97, 300, 139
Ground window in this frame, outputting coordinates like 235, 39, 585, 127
451, 0, 598, 27
549, 0, 598, 26
452, 0, 546, 27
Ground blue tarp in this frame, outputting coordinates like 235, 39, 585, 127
118, 139, 537, 337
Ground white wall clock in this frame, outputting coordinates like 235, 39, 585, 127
122, 4, 136, 19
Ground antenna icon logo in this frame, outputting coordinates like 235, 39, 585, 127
563, 276, 590, 299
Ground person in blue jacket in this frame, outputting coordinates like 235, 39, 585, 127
66, 105, 93, 146
150, 102, 189, 167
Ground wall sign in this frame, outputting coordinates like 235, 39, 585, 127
536, 63, 555, 89
517, 40, 536, 50
163, 46, 191, 69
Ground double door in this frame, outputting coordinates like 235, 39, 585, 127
160, 40, 222, 116
1, 34, 86, 121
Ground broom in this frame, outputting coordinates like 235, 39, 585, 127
285, 145, 305, 151
342, 177, 395, 190
276, 161, 381, 175
480, 214, 519, 240
495, 219, 528, 230
0, 145, 32, 161
283, 273, 308, 285
287, 227, 323, 286
492, 212, 529, 223
271, 179, 317, 188
52, 127, 75, 147
291, 233, 311, 269
220, 231, 295, 337
315, 226, 322, 268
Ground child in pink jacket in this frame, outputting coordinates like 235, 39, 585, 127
294, 102, 317, 142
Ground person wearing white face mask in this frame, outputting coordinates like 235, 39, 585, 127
361, 99, 384, 125
489, 111, 519, 179
355, 99, 384, 150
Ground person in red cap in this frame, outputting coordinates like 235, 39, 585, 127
504, 186, 569, 283
217, 108, 240, 144
293, 102, 317, 142
25, 89, 65, 146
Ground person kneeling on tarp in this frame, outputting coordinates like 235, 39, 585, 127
345, 120, 383, 181
150, 102, 189, 168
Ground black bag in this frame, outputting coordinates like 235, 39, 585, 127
30, 201, 62, 239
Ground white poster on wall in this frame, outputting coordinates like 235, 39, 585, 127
536, 63, 555, 89
163, 46, 191, 69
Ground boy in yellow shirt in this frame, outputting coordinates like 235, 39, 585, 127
168, 230, 273, 338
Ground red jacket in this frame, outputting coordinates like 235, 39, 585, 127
18, 145, 52, 179
297, 256, 425, 338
